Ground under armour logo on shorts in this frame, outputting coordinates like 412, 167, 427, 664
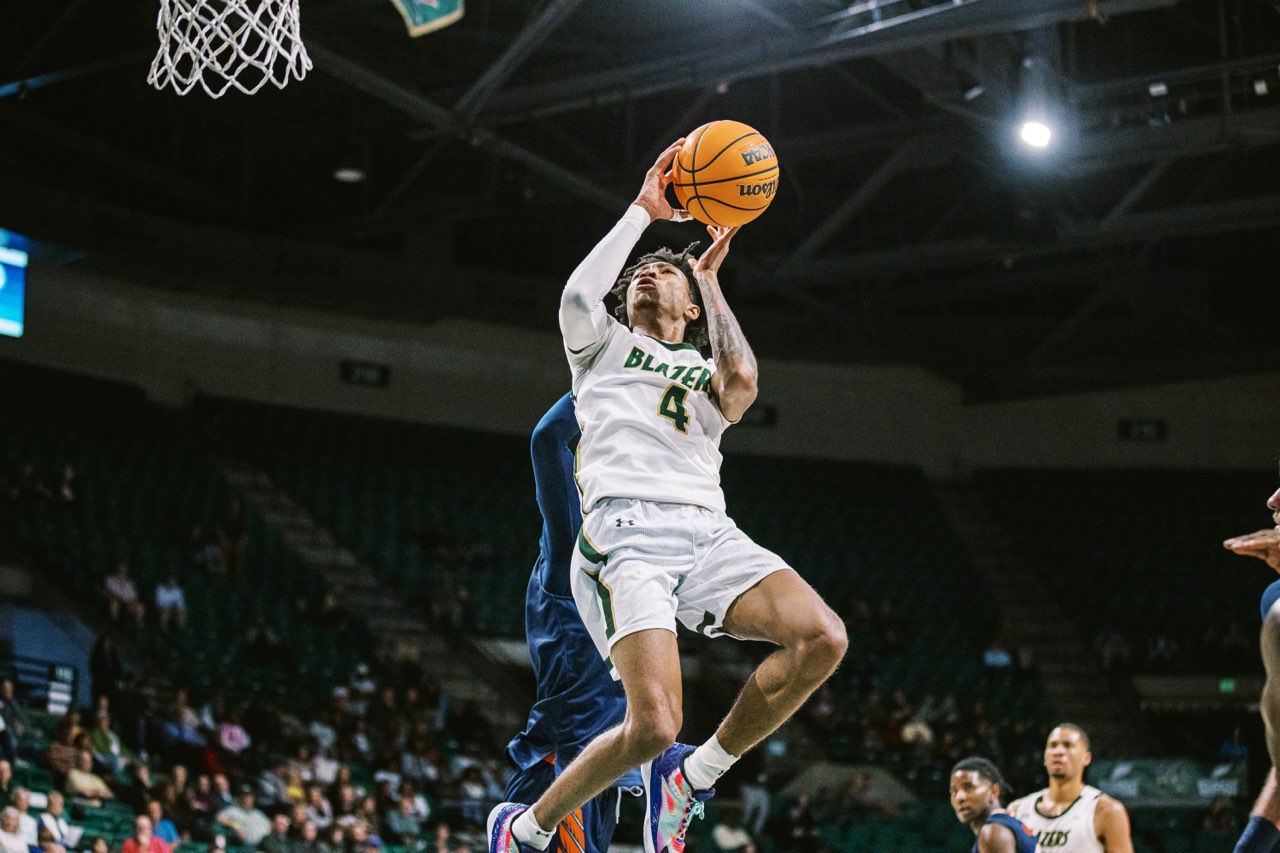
615, 517, 635, 527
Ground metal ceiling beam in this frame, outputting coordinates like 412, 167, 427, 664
452, 0, 586, 118
309, 42, 626, 214
766, 193, 1280, 284
472, 0, 1180, 127
0, 50, 151, 100
1100, 158, 1173, 224
0, 104, 235, 215
777, 140, 942, 270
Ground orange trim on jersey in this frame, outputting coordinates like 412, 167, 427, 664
556, 808, 586, 853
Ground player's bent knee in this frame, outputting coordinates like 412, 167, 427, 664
622, 699, 681, 757
794, 610, 848, 679
621, 713, 680, 758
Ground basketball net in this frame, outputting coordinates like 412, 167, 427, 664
147, 0, 312, 97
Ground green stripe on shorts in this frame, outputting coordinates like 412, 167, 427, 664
585, 568, 617, 639
577, 528, 606, 565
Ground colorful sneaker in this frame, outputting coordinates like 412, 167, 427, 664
486, 802, 535, 853
641, 743, 715, 853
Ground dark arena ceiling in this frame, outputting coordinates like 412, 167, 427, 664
2, 0, 1279, 399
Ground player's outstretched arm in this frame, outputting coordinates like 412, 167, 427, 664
1095, 796, 1133, 853
692, 225, 758, 422
530, 394, 582, 593
976, 823, 1018, 853
559, 139, 686, 353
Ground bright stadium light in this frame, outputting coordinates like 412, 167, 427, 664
1019, 120, 1053, 148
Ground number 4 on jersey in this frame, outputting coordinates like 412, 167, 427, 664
658, 384, 690, 433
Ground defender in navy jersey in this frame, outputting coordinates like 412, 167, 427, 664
950, 757, 1037, 853
1224, 483, 1280, 853
503, 393, 639, 853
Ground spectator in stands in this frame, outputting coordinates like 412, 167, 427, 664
258, 814, 291, 853
105, 561, 146, 626
1096, 630, 1132, 671
217, 501, 249, 573
89, 636, 125, 706
90, 711, 130, 774
0, 808, 26, 853
154, 574, 187, 632
11, 463, 49, 504
382, 796, 420, 844
1147, 633, 1179, 670
37, 792, 76, 849
780, 794, 820, 850
395, 782, 429, 824
0, 762, 11, 808
711, 809, 756, 853
10, 789, 35, 847
305, 785, 333, 829
37, 826, 65, 853
1205, 794, 1240, 832
982, 640, 1013, 673
55, 466, 77, 505
122, 815, 170, 853
188, 524, 223, 574
1013, 644, 1037, 681
66, 751, 114, 802
242, 618, 286, 666
146, 801, 178, 845
216, 785, 271, 846
0, 680, 29, 758
739, 771, 770, 838
1219, 725, 1249, 762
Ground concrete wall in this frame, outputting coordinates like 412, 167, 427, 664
3, 265, 1277, 475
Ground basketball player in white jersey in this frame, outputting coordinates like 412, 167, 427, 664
1007, 724, 1132, 852
488, 141, 848, 853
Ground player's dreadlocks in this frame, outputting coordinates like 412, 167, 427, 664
953, 756, 1015, 806
609, 243, 709, 350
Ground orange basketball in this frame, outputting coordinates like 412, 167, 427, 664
672, 120, 779, 227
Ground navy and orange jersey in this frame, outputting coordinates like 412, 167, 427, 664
503, 394, 637, 852
973, 811, 1038, 853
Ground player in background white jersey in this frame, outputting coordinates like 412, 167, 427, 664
1007, 724, 1132, 853
488, 141, 848, 853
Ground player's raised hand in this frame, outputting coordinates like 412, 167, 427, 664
1224, 528, 1280, 571
634, 139, 691, 223
693, 225, 740, 280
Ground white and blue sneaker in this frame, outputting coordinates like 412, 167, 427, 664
641, 743, 715, 853
486, 802, 536, 853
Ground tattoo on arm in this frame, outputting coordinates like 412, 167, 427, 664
702, 281, 757, 377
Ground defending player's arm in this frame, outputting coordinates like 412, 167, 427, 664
559, 139, 687, 354
530, 394, 582, 596
976, 823, 1018, 853
1095, 796, 1133, 853
692, 225, 758, 423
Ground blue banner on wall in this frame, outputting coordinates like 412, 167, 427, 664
0, 244, 27, 339
388, 0, 463, 37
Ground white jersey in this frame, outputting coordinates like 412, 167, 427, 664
1007, 786, 1105, 853
569, 315, 728, 513
560, 205, 730, 514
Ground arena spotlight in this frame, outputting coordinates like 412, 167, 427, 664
1019, 120, 1053, 148
333, 167, 366, 183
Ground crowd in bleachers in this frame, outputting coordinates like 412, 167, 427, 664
0, 655, 508, 853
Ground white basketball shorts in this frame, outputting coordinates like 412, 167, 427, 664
570, 497, 789, 677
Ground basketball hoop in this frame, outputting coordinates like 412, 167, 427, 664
148, 0, 312, 97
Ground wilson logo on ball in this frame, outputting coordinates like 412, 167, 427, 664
739, 142, 775, 166
739, 180, 776, 198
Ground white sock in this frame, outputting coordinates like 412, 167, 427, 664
511, 809, 554, 851
683, 735, 739, 791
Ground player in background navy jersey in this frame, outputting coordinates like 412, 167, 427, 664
1225, 483, 1280, 853
950, 757, 1037, 853
503, 393, 640, 853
